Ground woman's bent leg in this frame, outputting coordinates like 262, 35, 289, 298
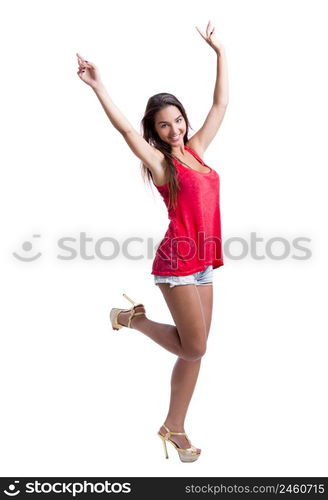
117, 283, 213, 450
118, 284, 209, 361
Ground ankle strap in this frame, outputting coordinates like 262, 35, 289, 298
163, 423, 186, 436
127, 307, 145, 328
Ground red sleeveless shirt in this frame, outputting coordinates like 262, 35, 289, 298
151, 144, 224, 276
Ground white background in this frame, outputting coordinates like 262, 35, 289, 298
1, 0, 327, 477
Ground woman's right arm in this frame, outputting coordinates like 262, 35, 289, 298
76, 53, 165, 183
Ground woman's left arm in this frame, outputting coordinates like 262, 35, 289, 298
213, 47, 229, 107
188, 21, 229, 155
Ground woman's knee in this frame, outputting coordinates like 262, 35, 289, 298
181, 341, 207, 361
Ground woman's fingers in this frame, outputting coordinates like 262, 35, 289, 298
76, 54, 85, 71
85, 60, 95, 69
206, 20, 211, 37
76, 52, 87, 63
196, 21, 215, 41
195, 25, 206, 40
76, 53, 84, 65
76, 52, 90, 70
206, 20, 215, 38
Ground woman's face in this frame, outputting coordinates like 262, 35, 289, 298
154, 105, 186, 146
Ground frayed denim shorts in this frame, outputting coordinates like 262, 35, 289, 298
153, 265, 213, 288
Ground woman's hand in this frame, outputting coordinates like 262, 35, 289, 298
195, 20, 224, 56
76, 53, 102, 89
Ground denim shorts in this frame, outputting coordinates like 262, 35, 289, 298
153, 265, 213, 288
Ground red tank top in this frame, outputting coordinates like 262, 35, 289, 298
151, 144, 224, 276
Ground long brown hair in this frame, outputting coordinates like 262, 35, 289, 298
140, 93, 193, 210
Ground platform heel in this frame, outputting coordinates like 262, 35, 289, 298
157, 424, 201, 462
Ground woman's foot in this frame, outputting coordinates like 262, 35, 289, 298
117, 305, 146, 329
158, 425, 201, 454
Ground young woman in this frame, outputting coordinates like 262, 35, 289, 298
76, 20, 229, 462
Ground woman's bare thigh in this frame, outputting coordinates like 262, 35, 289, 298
156, 283, 208, 357
196, 284, 213, 338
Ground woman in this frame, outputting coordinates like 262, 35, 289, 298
76, 20, 229, 462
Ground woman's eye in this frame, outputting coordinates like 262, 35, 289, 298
161, 118, 182, 128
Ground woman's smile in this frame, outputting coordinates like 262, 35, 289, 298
170, 134, 181, 142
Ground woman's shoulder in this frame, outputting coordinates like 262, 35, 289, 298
185, 139, 205, 160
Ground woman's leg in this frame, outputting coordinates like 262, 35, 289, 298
158, 283, 213, 450
117, 283, 213, 450
117, 284, 208, 361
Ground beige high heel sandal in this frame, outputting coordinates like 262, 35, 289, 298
110, 293, 146, 330
158, 424, 201, 462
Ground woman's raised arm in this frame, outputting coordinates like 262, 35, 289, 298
76, 53, 165, 180
187, 21, 229, 155
77, 53, 133, 134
